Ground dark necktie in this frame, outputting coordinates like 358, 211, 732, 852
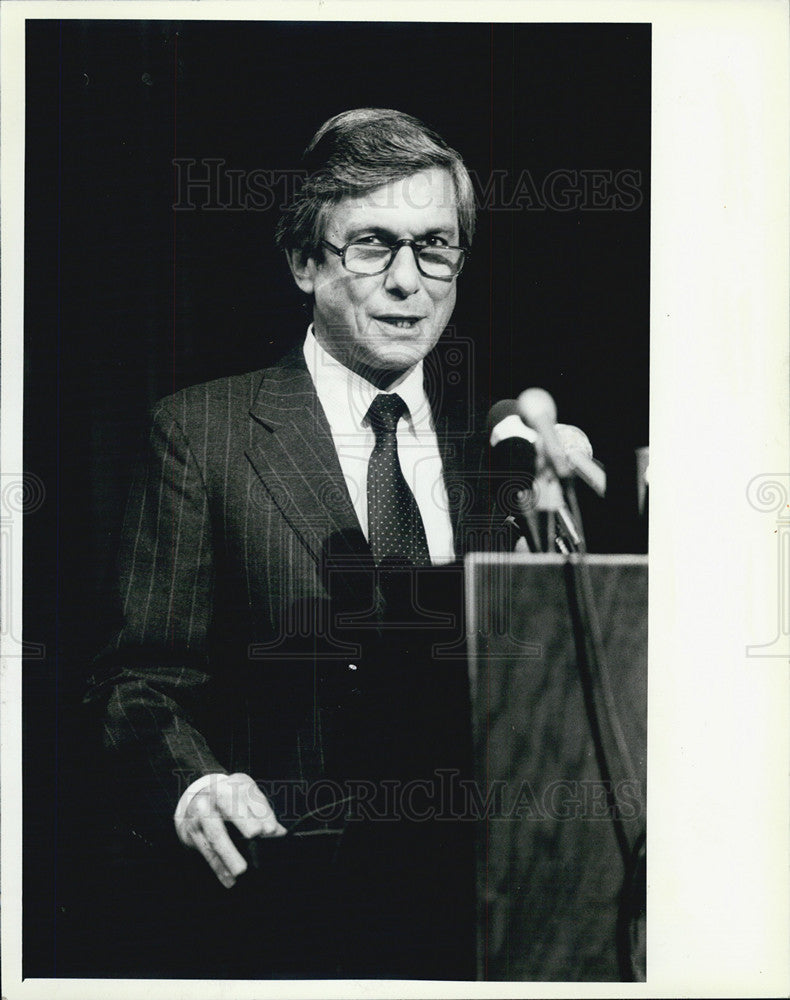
366, 393, 431, 567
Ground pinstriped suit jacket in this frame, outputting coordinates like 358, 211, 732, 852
86, 346, 485, 843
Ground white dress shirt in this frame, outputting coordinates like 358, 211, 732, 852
302, 327, 456, 566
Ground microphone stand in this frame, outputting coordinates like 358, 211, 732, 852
520, 468, 583, 554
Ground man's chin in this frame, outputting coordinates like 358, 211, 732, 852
357, 338, 438, 382
352, 354, 416, 390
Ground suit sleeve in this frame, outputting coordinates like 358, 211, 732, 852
85, 399, 228, 840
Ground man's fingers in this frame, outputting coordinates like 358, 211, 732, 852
190, 829, 239, 889
200, 814, 249, 881
217, 775, 287, 839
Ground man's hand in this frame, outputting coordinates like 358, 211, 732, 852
175, 772, 287, 888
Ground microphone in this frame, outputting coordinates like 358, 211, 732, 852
486, 399, 538, 458
517, 388, 571, 478
518, 388, 606, 497
555, 424, 607, 498
488, 395, 606, 551
555, 422, 593, 459
486, 400, 541, 550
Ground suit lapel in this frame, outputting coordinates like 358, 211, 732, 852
434, 409, 463, 554
245, 348, 370, 567
245, 345, 481, 566
430, 368, 482, 559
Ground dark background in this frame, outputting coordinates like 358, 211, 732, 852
23, 19, 650, 977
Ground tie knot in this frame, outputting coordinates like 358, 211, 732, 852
366, 393, 408, 435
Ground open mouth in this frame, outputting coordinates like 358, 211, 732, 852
375, 316, 423, 330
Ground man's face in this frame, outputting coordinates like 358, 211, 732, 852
291, 168, 460, 385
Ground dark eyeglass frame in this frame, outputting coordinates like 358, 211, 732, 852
320, 238, 469, 281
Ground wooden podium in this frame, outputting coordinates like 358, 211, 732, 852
465, 553, 647, 981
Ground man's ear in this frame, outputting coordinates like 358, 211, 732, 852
285, 249, 316, 296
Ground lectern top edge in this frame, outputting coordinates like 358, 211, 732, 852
464, 552, 649, 568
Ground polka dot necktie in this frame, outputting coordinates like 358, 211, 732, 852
366, 393, 431, 567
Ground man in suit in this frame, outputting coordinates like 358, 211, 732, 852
86, 108, 483, 979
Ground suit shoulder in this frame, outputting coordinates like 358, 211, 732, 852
151, 346, 306, 423
146, 352, 307, 462
152, 369, 268, 423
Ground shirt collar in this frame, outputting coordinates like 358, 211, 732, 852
303, 326, 432, 435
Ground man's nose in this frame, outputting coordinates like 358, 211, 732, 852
384, 244, 421, 296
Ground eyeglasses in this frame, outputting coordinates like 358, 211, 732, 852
320, 238, 468, 281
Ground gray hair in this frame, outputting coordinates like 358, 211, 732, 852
275, 108, 476, 259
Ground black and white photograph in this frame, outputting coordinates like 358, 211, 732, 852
1, 2, 787, 997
